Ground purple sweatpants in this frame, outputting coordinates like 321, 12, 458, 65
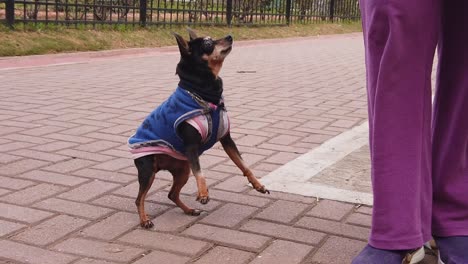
360, 0, 468, 249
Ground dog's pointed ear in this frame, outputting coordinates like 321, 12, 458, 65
173, 32, 189, 56
187, 27, 197, 41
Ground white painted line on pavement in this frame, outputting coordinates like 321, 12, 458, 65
261, 121, 373, 205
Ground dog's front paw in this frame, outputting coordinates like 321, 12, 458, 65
140, 219, 154, 229
255, 185, 270, 194
186, 209, 202, 216
196, 195, 210, 204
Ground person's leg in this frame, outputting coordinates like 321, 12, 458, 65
432, 0, 468, 262
355, 0, 439, 260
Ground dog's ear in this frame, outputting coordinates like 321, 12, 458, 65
187, 27, 197, 41
173, 32, 189, 57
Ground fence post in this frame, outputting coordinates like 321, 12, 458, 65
226, 0, 232, 26
285, 0, 291, 25
139, 0, 147, 27
5, 0, 15, 28
329, 0, 335, 21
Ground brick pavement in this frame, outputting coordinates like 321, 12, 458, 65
0, 33, 437, 264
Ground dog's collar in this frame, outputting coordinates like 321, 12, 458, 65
182, 88, 225, 111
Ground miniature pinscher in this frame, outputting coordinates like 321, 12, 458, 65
128, 28, 269, 228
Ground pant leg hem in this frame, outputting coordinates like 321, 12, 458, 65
369, 235, 424, 250
433, 227, 468, 237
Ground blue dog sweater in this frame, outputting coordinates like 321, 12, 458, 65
128, 87, 229, 159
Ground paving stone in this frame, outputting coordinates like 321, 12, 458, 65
307, 200, 354, 221
20, 125, 66, 136
356, 206, 372, 215
0, 153, 23, 164
213, 176, 250, 193
251, 240, 313, 264
165, 177, 217, 196
257, 143, 310, 154
0, 141, 35, 152
200, 203, 258, 228
247, 189, 316, 204
1, 183, 67, 205
60, 125, 102, 135
73, 168, 135, 183
85, 132, 130, 143
346, 213, 372, 227
0, 126, 24, 136
0, 159, 50, 176
174, 193, 223, 212
295, 216, 370, 241
75, 141, 122, 152
44, 133, 97, 143
0, 187, 10, 196
34, 198, 114, 219
240, 219, 325, 245
183, 224, 270, 252
194, 246, 254, 264
133, 250, 191, 264
231, 153, 265, 167
255, 200, 309, 224
80, 212, 138, 240
264, 152, 301, 164
0, 240, 77, 264
0, 176, 36, 190
152, 207, 202, 232
73, 258, 119, 264
235, 135, 269, 147
2, 133, 55, 144
53, 238, 145, 262
208, 189, 271, 207
0, 219, 26, 236
12, 215, 89, 246
330, 119, 358, 128
18, 170, 89, 186
10, 149, 69, 162
119, 229, 210, 256
310, 236, 366, 264
58, 180, 120, 202
92, 195, 170, 215
91, 158, 133, 171
14, 113, 53, 122
210, 164, 241, 175
0, 202, 53, 223
115, 180, 171, 198
42, 159, 96, 173
268, 135, 301, 145
57, 149, 114, 162
32, 141, 79, 152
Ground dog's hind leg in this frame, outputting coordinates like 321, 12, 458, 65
134, 155, 157, 229
220, 133, 270, 194
168, 161, 202, 216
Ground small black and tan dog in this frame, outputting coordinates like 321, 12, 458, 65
128, 28, 269, 228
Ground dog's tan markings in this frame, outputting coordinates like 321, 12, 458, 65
220, 134, 269, 194
193, 170, 210, 204
159, 155, 203, 215
203, 44, 229, 77
166, 158, 202, 215
135, 158, 158, 228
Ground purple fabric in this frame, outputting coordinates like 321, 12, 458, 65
359, 0, 468, 250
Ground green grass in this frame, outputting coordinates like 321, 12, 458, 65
0, 21, 362, 56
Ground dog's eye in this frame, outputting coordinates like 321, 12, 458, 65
203, 39, 214, 52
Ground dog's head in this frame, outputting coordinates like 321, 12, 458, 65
174, 28, 233, 77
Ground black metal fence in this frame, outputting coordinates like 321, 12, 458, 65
0, 0, 360, 27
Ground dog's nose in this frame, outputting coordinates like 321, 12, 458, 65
225, 35, 233, 43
